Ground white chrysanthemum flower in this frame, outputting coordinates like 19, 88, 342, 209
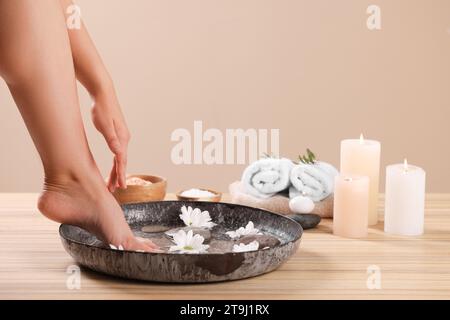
169, 229, 209, 254
179, 205, 216, 229
232, 241, 259, 253
226, 221, 261, 239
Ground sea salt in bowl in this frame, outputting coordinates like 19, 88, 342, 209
176, 188, 222, 202
113, 174, 167, 204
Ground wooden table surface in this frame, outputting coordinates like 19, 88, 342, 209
1, 193, 449, 300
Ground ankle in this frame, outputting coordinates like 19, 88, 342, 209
43, 166, 107, 196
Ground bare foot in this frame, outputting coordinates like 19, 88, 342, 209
37, 173, 159, 252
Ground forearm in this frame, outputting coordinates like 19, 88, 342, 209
60, 0, 113, 97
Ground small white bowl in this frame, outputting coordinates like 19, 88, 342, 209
176, 188, 222, 202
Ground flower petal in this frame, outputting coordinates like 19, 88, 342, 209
185, 229, 194, 244
191, 234, 205, 248
169, 245, 182, 252
172, 230, 187, 246
232, 240, 259, 252
226, 231, 238, 239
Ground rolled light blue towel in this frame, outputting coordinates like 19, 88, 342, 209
289, 161, 339, 202
242, 158, 294, 199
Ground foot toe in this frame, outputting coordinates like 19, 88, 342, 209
122, 236, 161, 253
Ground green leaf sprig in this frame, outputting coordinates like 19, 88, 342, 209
298, 148, 316, 164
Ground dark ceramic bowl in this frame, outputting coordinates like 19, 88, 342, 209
59, 201, 303, 283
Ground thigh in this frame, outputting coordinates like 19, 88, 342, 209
0, 0, 88, 170
0, 0, 73, 84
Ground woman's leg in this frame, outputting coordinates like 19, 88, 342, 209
0, 0, 157, 251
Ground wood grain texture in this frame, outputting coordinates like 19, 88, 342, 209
0, 193, 449, 300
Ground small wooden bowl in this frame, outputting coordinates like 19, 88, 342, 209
176, 188, 222, 202
113, 175, 167, 205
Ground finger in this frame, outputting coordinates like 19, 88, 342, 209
93, 114, 124, 191
113, 121, 129, 189
114, 156, 120, 188
94, 115, 122, 156
108, 159, 118, 193
115, 152, 127, 189
108, 160, 117, 192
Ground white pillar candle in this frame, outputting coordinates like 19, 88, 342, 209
333, 175, 369, 238
340, 135, 381, 226
384, 159, 426, 236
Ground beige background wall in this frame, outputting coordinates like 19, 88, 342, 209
1, 0, 449, 193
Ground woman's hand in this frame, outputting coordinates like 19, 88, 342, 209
91, 88, 130, 192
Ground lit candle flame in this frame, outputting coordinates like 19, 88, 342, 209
359, 133, 364, 145
403, 158, 408, 171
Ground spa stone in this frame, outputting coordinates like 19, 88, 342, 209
141, 225, 172, 233
289, 195, 315, 214
208, 240, 235, 253
287, 213, 321, 229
